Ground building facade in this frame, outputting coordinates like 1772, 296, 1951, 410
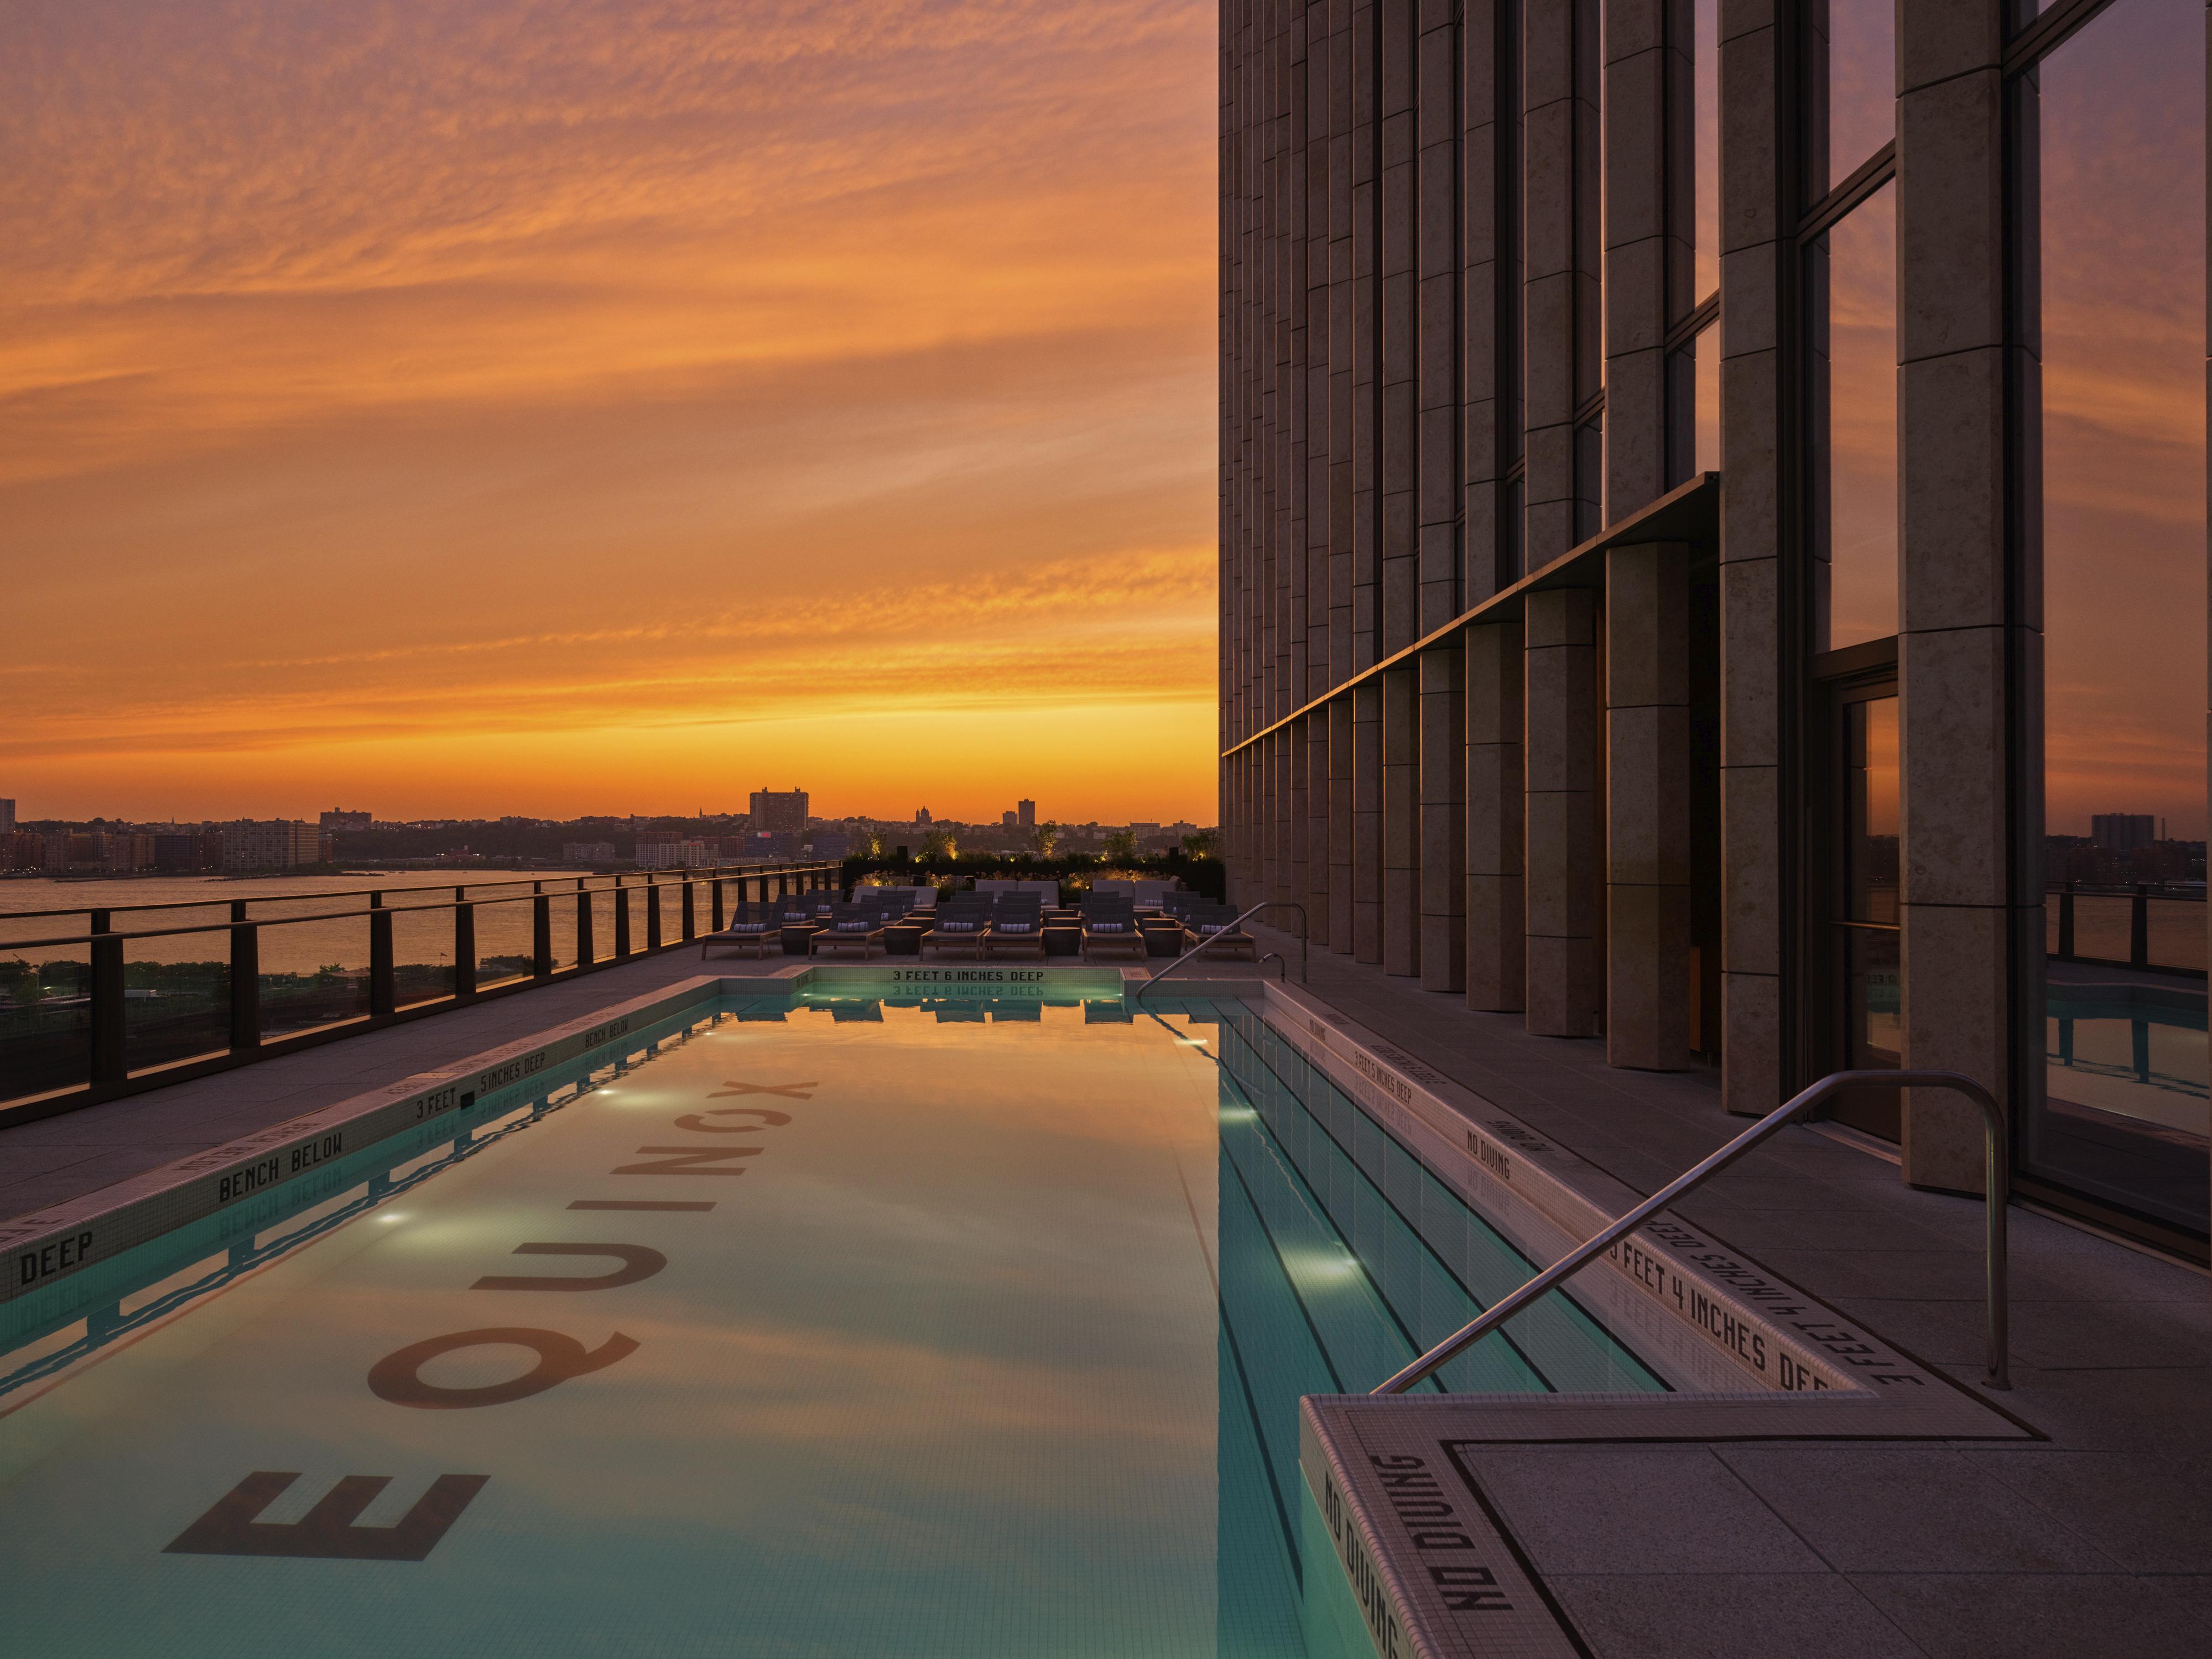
1217, 0, 2208, 1259
220, 820, 319, 871
750, 789, 810, 836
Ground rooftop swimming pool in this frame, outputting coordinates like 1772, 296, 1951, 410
0, 982, 1661, 1657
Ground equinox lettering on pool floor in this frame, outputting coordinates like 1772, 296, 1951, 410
169, 1063, 804, 1562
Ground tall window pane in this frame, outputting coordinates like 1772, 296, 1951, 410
2032, 0, 2208, 1242
1694, 0, 1718, 304
1695, 319, 1719, 474
1807, 179, 1898, 652
1804, 0, 1895, 197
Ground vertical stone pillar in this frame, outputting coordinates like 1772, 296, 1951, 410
1308, 709, 1332, 946
1328, 3, 1357, 691
1525, 587, 1602, 1035
1523, 0, 1600, 562
1384, 666, 1422, 974
1289, 716, 1310, 908
1330, 698, 1357, 950
1353, 1, 1382, 680
1420, 646, 1467, 990
1381, 0, 1420, 653
1602, 0, 1678, 517
1354, 679, 1385, 960
1275, 726, 1297, 905
1896, 3, 2016, 1193
1467, 622, 1527, 1010
1462, 0, 1507, 606
1717, 3, 1789, 1115
1606, 543, 1692, 1069
1288, 5, 1311, 715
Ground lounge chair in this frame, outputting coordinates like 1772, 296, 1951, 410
1081, 897, 1146, 962
1179, 904, 1257, 962
985, 895, 1047, 960
700, 902, 780, 960
922, 899, 992, 959
810, 902, 887, 959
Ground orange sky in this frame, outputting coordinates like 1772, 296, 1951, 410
0, 1, 1219, 825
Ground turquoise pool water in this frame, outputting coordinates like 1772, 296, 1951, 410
0, 987, 1658, 1656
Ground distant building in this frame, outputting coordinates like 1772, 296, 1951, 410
751, 789, 809, 836
0, 799, 13, 834
634, 831, 683, 848
1017, 800, 1035, 827
636, 841, 711, 869
153, 833, 214, 872
1001, 811, 1018, 827
319, 808, 372, 832
914, 807, 932, 825
2091, 813, 2157, 854
220, 820, 318, 870
98, 833, 154, 873
0, 831, 43, 869
562, 842, 617, 864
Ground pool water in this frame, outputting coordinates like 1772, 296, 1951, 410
0, 987, 1657, 1657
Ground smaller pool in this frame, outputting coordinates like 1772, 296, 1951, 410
0, 985, 1660, 1658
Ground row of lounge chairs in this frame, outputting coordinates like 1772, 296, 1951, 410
700, 885, 1257, 964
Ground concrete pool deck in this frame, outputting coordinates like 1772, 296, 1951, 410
3, 937, 2206, 1657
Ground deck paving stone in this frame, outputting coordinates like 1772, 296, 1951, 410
1847, 1571, 2212, 1659
1713, 1447, 2119, 1573
1543, 1574, 1927, 1659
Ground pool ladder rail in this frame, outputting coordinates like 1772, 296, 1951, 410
1372, 1070, 2011, 1394
1133, 901, 1309, 999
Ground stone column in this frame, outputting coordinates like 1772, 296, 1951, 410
1525, 587, 1602, 1035
1353, 1, 1382, 680
1328, 2, 1357, 691
1896, 2, 2018, 1193
1307, 705, 1333, 947
1381, 0, 1420, 653
1289, 716, 1310, 908
1523, 0, 1601, 563
1420, 645, 1467, 990
1467, 620, 1527, 1010
1276, 726, 1297, 906
1606, 543, 1692, 1069
1717, 1, 1789, 1115
1462, 0, 1508, 606
1384, 666, 1422, 974
1354, 679, 1385, 960
1602, 0, 1680, 517
1330, 697, 1357, 950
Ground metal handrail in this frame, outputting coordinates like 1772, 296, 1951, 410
0, 863, 845, 951
1133, 900, 1309, 999
1371, 1068, 2010, 1394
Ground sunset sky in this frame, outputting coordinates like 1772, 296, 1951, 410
1, 1, 1217, 825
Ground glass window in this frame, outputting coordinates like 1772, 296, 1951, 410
1807, 179, 1898, 652
2029, 0, 2208, 1243
1694, 0, 1718, 304
1804, 0, 1896, 198
1695, 318, 1719, 476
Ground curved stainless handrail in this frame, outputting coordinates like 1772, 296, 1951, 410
1132, 900, 1309, 999
1371, 1068, 2010, 1394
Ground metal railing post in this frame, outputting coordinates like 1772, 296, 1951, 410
453, 890, 477, 1000
2057, 881, 2075, 961
89, 910, 124, 1088
614, 879, 632, 959
682, 878, 697, 941
646, 875, 663, 951
532, 883, 553, 978
576, 880, 595, 966
710, 876, 725, 933
229, 902, 260, 1052
2130, 883, 2149, 968
1367, 1068, 2011, 1394
369, 894, 395, 1016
